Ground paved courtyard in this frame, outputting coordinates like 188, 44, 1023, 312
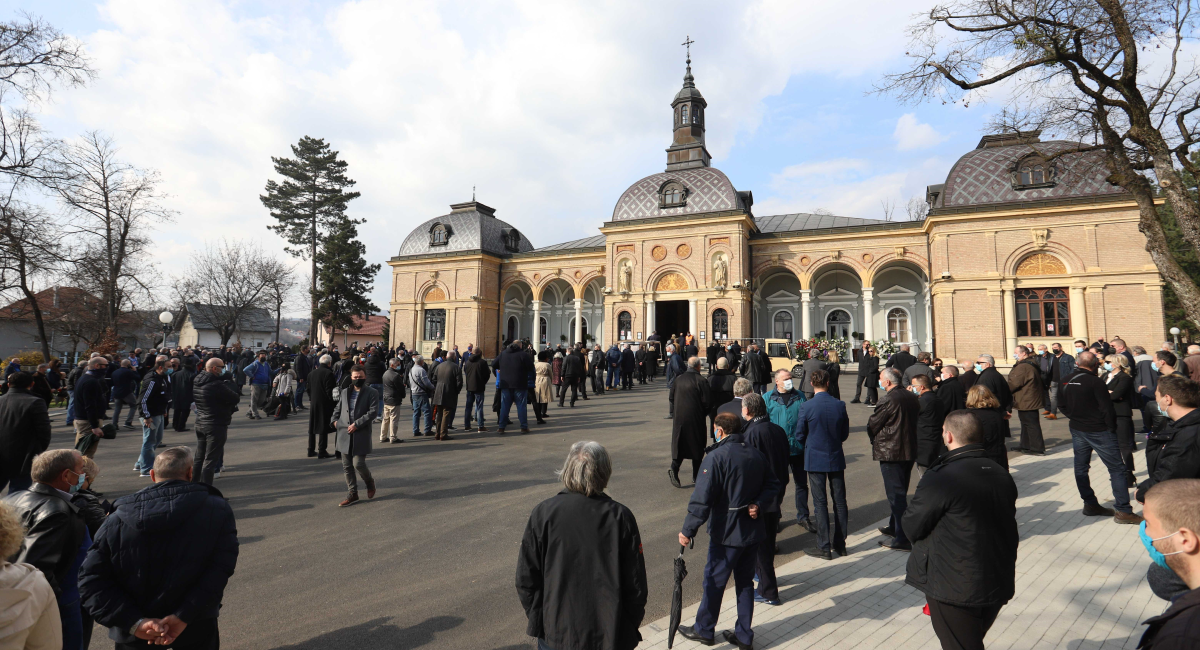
31, 375, 1147, 649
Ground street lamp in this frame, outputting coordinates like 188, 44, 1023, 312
1170, 326, 1181, 351
159, 311, 174, 348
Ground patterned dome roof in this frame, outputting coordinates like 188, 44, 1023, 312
939, 140, 1125, 208
397, 202, 534, 257
611, 167, 746, 221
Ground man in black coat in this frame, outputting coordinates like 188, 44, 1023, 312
619, 344, 636, 390
886, 344, 917, 374
974, 354, 1013, 412
936, 365, 967, 413
79, 446, 239, 649
72, 357, 110, 458
192, 358, 241, 484
903, 410, 1018, 650
0, 371, 52, 492
560, 346, 586, 407
306, 354, 337, 458
293, 345, 312, 411
868, 368, 921, 551
462, 351, 490, 432
708, 358, 737, 437
706, 341, 721, 376
669, 357, 710, 487
170, 360, 197, 432
635, 344, 649, 383
911, 375, 946, 469
589, 345, 606, 394
852, 341, 871, 403
677, 412, 780, 649
738, 344, 770, 394
497, 342, 534, 434
740, 394, 791, 606
1136, 374, 1200, 503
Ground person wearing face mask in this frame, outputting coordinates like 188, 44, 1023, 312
331, 365, 381, 506
1073, 339, 1089, 362
1137, 374, 1200, 503
765, 369, 809, 531
2, 449, 90, 649
912, 375, 946, 471
1137, 479, 1200, 648
1007, 346, 1045, 455
1105, 354, 1138, 488
902, 411, 1019, 650
1046, 342, 1075, 421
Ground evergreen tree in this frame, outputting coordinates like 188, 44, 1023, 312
314, 219, 380, 345
260, 136, 361, 340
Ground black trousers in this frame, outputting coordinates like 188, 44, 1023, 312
852, 374, 869, 401
621, 370, 633, 389
928, 600, 1002, 650
558, 379, 580, 406
172, 406, 191, 431
1018, 409, 1045, 453
809, 471, 847, 551
308, 427, 330, 455
754, 513, 781, 601
638, 365, 647, 383
864, 374, 879, 404
1116, 415, 1136, 481
116, 616, 219, 650
671, 457, 700, 482
193, 426, 227, 485
591, 368, 604, 394
879, 461, 914, 545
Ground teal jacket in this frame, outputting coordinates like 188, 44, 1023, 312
763, 387, 806, 455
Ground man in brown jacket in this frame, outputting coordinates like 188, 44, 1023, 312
1008, 345, 1047, 455
867, 367, 920, 551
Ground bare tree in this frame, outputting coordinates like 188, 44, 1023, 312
174, 240, 276, 346
0, 198, 60, 360
878, 0, 1200, 327
262, 259, 298, 344
50, 132, 174, 339
880, 198, 897, 221
906, 196, 929, 222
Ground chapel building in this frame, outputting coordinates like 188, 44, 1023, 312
388, 57, 1165, 365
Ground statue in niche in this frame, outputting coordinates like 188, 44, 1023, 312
713, 254, 728, 288
618, 260, 633, 293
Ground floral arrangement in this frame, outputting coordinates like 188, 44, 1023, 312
794, 337, 852, 362
873, 339, 898, 357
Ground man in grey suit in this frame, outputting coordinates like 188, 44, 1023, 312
331, 364, 380, 507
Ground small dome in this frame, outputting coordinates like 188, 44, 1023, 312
611, 167, 746, 221
939, 139, 1125, 208
397, 202, 534, 257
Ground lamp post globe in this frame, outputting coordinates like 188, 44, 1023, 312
159, 311, 173, 325
1170, 326, 1181, 351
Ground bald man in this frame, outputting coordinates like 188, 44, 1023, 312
191, 357, 241, 484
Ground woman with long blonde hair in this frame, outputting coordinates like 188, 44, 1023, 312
1104, 353, 1137, 487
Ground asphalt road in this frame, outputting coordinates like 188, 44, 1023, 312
49, 373, 1089, 649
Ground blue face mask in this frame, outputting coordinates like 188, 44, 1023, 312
973, 363, 983, 374
1139, 521, 1183, 569
67, 469, 86, 495
1103, 362, 1113, 371
878, 380, 886, 389
1152, 362, 1159, 372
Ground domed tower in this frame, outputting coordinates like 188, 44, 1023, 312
666, 48, 710, 171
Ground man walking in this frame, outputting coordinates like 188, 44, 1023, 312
432, 351, 463, 440
379, 357, 404, 443
136, 360, 170, 478
79, 447, 238, 649
668, 357, 710, 488
559, 344, 585, 406
111, 359, 141, 430
331, 365, 380, 506
306, 354, 337, 458
0, 372, 52, 493
868, 368, 920, 551
408, 354, 435, 436
740, 393, 791, 605
72, 357, 110, 459
1008, 345, 1046, 454
192, 357, 241, 485
904, 410, 1019, 650
1061, 351, 1142, 524
497, 343, 533, 434
241, 351, 272, 420
795, 369, 850, 560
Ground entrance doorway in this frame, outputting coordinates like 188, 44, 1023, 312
826, 309, 852, 339
655, 300, 689, 340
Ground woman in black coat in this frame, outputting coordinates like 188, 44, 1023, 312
861, 347, 880, 406
1105, 354, 1137, 487
967, 384, 1009, 469
824, 350, 842, 400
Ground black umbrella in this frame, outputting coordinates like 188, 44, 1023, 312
667, 538, 694, 649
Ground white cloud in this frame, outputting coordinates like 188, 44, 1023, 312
756, 155, 947, 220
893, 113, 948, 151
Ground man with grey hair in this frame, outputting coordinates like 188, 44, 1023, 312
975, 353, 1013, 413
379, 357, 405, 443
717, 377, 755, 421
79, 446, 239, 648
517, 441, 647, 650
306, 352, 337, 458
72, 356, 111, 458
867, 366, 920, 551
409, 354, 435, 437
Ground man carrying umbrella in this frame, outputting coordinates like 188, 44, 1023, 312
677, 412, 780, 649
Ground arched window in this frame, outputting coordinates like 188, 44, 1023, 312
1013, 156, 1055, 188
712, 308, 728, 339
539, 317, 547, 345
506, 315, 518, 342
1016, 288, 1070, 336
691, 104, 700, 124
617, 311, 632, 340
887, 308, 911, 343
773, 311, 793, 340
826, 309, 852, 339
660, 182, 687, 208
503, 228, 522, 252
681, 105, 689, 125
429, 222, 451, 246
424, 309, 446, 340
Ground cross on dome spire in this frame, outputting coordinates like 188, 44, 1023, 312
682, 36, 695, 85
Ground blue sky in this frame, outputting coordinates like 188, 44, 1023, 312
5, 0, 1002, 312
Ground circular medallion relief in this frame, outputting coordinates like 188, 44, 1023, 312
862, 253, 873, 263
676, 243, 692, 259
799, 256, 811, 267
533, 273, 540, 281
651, 246, 667, 261
573, 270, 582, 279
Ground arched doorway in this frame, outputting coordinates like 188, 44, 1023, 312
753, 269, 801, 338
506, 315, 519, 342
826, 309, 852, 339
711, 308, 728, 339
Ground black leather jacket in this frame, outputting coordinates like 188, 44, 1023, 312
192, 371, 240, 429
1, 482, 87, 595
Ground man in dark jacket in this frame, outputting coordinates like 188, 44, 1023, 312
517, 441, 647, 650
936, 365, 967, 413
1137, 479, 1200, 650
677, 412, 780, 649
913, 374, 947, 469
461, 350, 490, 432
902, 352, 936, 387
589, 345, 606, 395
886, 344, 917, 374
636, 344, 650, 383
72, 357, 110, 458
903, 410, 1018, 650
867, 368, 920, 551
380, 357, 405, 442
136, 360, 171, 477
1047, 342, 1075, 421
666, 345, 687, 417
974, 354, 1013, 412
1136, 374, 1200, 503
560, 346, 586, 406
606, 344, 622, 390
740, 393, 791, 605
498, 343, 534, 434
738, 344, 770, 394
364, 351, 387, 422
795, 369, 850, 560
0, 372, 52, 492
1008, 345, 1046, 455
619, 344, 636, 391
852, 341, 872, 403
1061, 351, 1141, 524
170, 360, 197, 432
797, 350, 827, 400
192, 358, 241, 485
307, 354, 338, 457
669, 357, 710, 488
708, 358, 737, 436
432, 351, 463, 440
111, 359, 141, 429
706, 340, 721, 376
79, 446, 238, 648
293, 345, 312, 411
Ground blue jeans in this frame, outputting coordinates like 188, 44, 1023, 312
694, 541, 758, 646
370, 384, 383, 418
294, 379, 306, 408
59, 598, 82, 650
789, 453, 810, 521
111, 393, 136, 426
65, 390, 74, 425
1070, 427, 1132, 513
607, 365, 620, 388
499, 388, 528, 429
465, 390, 485, 428
809, 471, 848, 551
137, 415, 164, 473
879, 461, 914, 546
411, 394, 432, 434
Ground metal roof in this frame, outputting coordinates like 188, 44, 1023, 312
185, 303, 274, 332
532, 235, 607, 252
939, 140, 1126, 208
397, 202, 535, 258
754, 213, 888, 234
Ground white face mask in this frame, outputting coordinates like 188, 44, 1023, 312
782, 379, 793, 392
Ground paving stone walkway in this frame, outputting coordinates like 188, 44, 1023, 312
638, 443, 1164, 649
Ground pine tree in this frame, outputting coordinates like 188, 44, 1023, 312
260, 136, 361, 340
314, 219, 380, 345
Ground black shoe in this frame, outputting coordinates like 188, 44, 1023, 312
721, 629, 753, 650
878, 526, 895, 537
520, 428, 530, 434
833, 544, 848, 557
850, 399, 861, 404
497, 429, 505, 434
668, 468, 681, 488
805, 547, 833, 560
317, 452, 333, 459
1027, 449, 1046, 456
390, 438, 403, 444
676, 625, 714, 646
307, 450, 317, 457
799, 517, 817, 535
1083, 502, 1115, 517
1009, 446, 1029, 453
878, 539, 912, 551
334, 452, 342, 459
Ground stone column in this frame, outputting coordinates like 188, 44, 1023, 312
800, 290, 813, 339
417, 307, 425, 347
688, 299, 697, 335
1003, 288, 1018, 353
862, 288, 874, 342
1069, 286, 1088, 343
573, 298, 583, 344
645, 297, 655, 338
532, 299, 541, 350
923, 288, 933, 350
